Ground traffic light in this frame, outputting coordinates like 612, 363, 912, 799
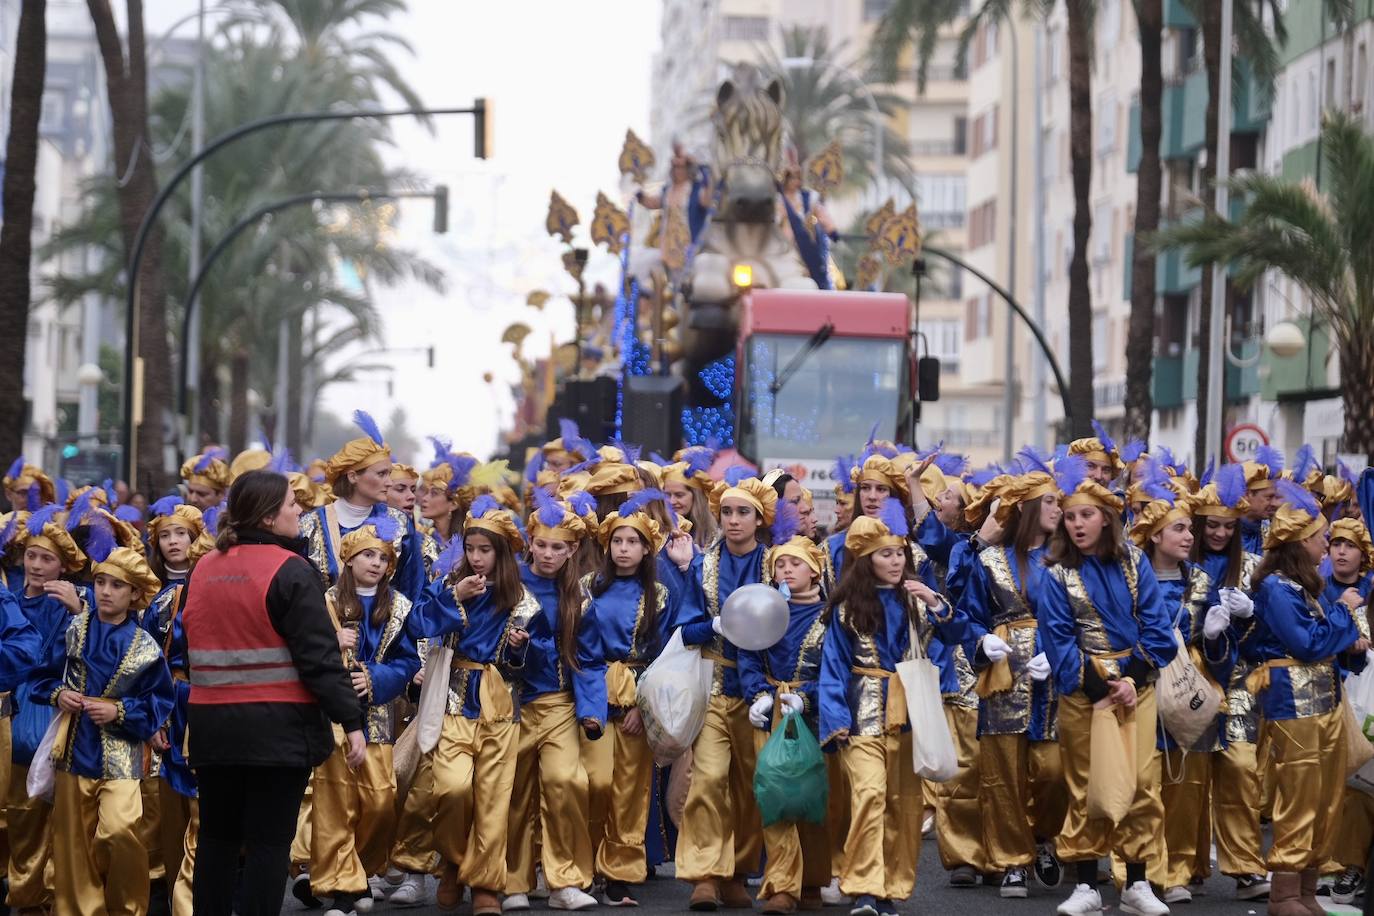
474, 97, 493, 160
433, 185, 449, 234
61, 444, 79, 460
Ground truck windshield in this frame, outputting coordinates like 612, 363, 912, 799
737, 333, 905, 460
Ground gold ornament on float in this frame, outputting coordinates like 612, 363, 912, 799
855, 253, 882, 291
661, 306, 680, 331
591, 192, 630, 254
660, 209, 691, 271
562, 249, 584, 280
546, 191, 579, 243
875, 204, 921, 266
526, 290, 550, 310
807, 141, 844, 196
501, 322, 532, 349
865, 199, 896, 243
618, 129, 656, 183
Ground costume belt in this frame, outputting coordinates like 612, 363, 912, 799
702, 649, 737, 669
851, 665, 906, 733
453, 657, 515, 723
1245, 656, 1334, 696
1089, 647, 1134, 684
975, 618, 1039, 699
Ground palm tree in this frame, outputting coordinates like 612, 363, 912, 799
1124, 0, 1163, 444
871, 0, 1097, 438
0, 0, 46, 462
1155, 112, 1374, 460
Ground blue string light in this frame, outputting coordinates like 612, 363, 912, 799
681, 403, 734, 446
699, 355, 735, 400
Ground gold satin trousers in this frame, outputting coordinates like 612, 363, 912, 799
168, 794, 198, 916
752, 727, 831, 899
51, 772, 147, 916
1212, 740, 1266, 876
421, 712, 518, 891
6, 762, 53, 909
1056, 688, 1164, 866
836, 733, 920, 900
1261, 708, 1346, 872
977, 733, 1067, 870
310, 742, 397, 897
505, 694, 594, 892
675, 696, 762, 883
581, 712, 654, 883
932, 704, 989, 872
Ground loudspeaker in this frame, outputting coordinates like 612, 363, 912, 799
622, 376, 686, 457
549, 377, 617, 443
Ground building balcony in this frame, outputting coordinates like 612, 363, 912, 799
1127, 64, 1270, 171
1153, 355, 1184, 409
1151, 345, 1260, 410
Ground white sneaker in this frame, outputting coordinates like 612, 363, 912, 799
821, 878, 851, 906
1162, 885, 1191, 904
549, 887, 599, 911
532, 867, 551, 900
1119, 880, 1170, 916
1056, 883, 1103, 915
504, 893, 532, 911
385, 867, 406, 887
368, 875, 388, 900
324, 909, 357, 916
354, 895, 374, 913
389, 873, 427, 907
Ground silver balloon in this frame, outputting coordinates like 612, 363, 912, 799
720, 583, 789, 651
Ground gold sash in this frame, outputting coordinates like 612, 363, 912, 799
852, 665, 906, 733
453, 657, 515, 722
606, 660, 644, 708
1089, 647, 1134, 684
765, 675, 804, 728
974, 618, 1040, 699
701, 650, 737, 669
1245, 656, 1334, 696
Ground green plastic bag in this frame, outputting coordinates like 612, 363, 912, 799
753, 710, 828, 827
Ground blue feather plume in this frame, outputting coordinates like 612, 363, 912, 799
25, 504, 61, 537
723, 466, 753, 487
878, 497, 910, 538
771, 498, 801, 544
1139, 458, 1176, 503
533, 488, 567, 528
1276, 477, 1321, 518
915, 441, 945, 461
447, 453, 479, 488
1339, 459, 1355, 484
1091, 419, 1117, 455
681, 447, 714, 477
352, 409, 385, 446
620, 488, 666, 519
83, 515, 116, 564
101, 479, 117, 507
0, 513, 20, 550
4, 456, 23, 480
1255, 445, 1284, 477
54, 479, 70, 507
969, 464, 1002, 488
150, 495, 183, 518
611, 439, 642, 467
563, 452, 603, 476
1121, 438, 1147, 464
1016, 446, 1054, 476
558, 419, 581, 446
194, 451, 216, 474
25, 484, 40, 512
524, 452, 545, 485
647, 452, 670, 467
202, 504, 223, 534
833, 455, 857, 494
934, 452, 967, 476
566, 490, 597, 518
114, 505, 142, 524
469, 494, 501, 520
433, 536, 464, 579
66, 490, 97, 531
1293, 444, 1319, 481
428, 436, 452, 468
269, 448, 295, 474
1216, 463, 1247, 509
370, 513, 401, 544
1054, 454, 1089, 496
1200, 457, 1216, 487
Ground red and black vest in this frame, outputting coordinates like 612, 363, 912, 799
183, 544, 316, 706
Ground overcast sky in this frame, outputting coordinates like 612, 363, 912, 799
137, 0, 662, 463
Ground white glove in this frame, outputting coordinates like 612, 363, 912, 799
982, 634, 1012, 663
711, 616, 723, 636
1026, 652, 1051, 682
1203, 604, 1230, 640
1220, 587, 1254, 619
779, 692, 804, 715
749, 694, 774, 729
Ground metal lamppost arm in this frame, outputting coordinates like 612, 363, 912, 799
176, 188, 438, 418
122, 102, 487, 484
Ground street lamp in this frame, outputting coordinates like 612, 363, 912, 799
1223, 319, 1307, 368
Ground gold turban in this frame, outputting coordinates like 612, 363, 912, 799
92, 546, 161, 610
1129, 494, 1197, 548
4, 464, 55, 506
181, 453, 231, 491
324, 438, 391, 485
844, 515, 906, 558
1067, 436, 1123, 479
1328, 518, 1374, 572
147, 504, 206, 545
597, 510, 665, 553
464, 506, 525, 555
710, 477, 779, 528
338, 523, 398, 575
1060, 479, 1124, 514
765, 534, 825, 576
229, 449, 271, 483
850, 455, 909, 502
586, 461, 643, 498
390, 464, 419, 483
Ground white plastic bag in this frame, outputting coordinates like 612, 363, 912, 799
1346, 658, 1374, 795
27, 711, 68, 802
414, 642, 454, 754
636, 628, 713, 763
895, 624, 959, 782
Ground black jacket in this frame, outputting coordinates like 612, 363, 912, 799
187, 528, 364, 769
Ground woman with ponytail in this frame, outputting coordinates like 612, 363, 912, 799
502, 491, 606, 913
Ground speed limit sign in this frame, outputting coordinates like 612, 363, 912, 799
1225, 423, 1270, 463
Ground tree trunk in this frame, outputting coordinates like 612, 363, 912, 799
197, 350, 221, 448
1125, 0, 1163, 445
1194, 0, 1222, 471
228, 350, 249, 456
86, 0, 173, 495
286, 312, 304, 457
0, 1, 46, 465
1341, 332, 1374, 462
1065, 0, 1096, 438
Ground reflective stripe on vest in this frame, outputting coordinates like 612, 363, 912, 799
183, 544, 318, 706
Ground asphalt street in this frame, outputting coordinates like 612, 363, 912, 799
279, 833, 1365, 915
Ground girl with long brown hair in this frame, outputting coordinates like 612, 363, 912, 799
1246, 480, 1369, 915
663, 449, 718, 549
502, 491, 604, 912
400, 497, 537, 914
309, 515, 421, 916
1036, 456, 1175, 916
583, 491, 694, 907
